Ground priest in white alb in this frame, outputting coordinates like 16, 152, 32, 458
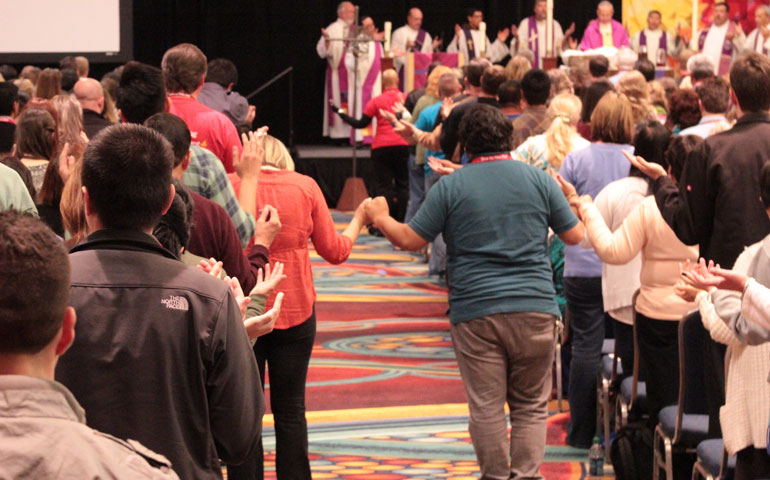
345, 16, 383, 144
391, 8, 441, 73
630, 10, 680, 66
691, 1, 745, 76
317, 1, 356, 139
512, 0, 575, 69
746, 5, 770, 56
447, 8, 510, 63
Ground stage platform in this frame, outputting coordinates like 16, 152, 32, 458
294, 144, 376, 208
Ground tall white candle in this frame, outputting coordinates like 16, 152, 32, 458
384, 21, 392, 56
479, 21, 487, 55
546, 0, 554, 55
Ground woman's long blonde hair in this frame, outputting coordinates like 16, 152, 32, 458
505, 55, 531, 81
425, 66, 453, 98
544, 93, 583, 168
262, 134, 295, 171
617, 71, 657, 125
60, 159, 88, 247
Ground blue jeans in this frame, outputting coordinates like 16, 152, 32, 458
564, 276, 604, 448
404, 152, 425, 224
424, 169, 446, 275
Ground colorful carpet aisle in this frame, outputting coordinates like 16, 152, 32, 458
252, 211, 602, 480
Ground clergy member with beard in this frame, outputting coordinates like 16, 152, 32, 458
447, 8, 510, 63
691, 2, 745, 76
630, 10, 680, 66
513, 0, 575, 69
317, 1, 356, 139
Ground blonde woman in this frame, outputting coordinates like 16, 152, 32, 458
617, 71, 658, 125
228, 134, 370, 479
505, 54, 531, 81
512, 93, 588, 172
51, 95, 86, 154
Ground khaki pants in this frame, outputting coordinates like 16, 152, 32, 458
451, 312, 557, 480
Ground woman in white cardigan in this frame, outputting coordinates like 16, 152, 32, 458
553, 134, 701, 426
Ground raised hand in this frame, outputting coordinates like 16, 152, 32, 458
432, 36, 443, 50
379, 108, 398, 123
623, 150, 667, 180
321, 28, 330, 39
428, 156, 459, 176
392, 119, 418, 140
198, 257, 224, 278
58, 142, 77, 183
391, 101, 406, 115
497, 27, 510, 43
673, 282, 704, 302
548, 167, 577, 198
254, 205, 281, 248
224, 275, 251, 320
244, 292, 284, 339
510, 24, 519, 37
440, 97, 455, 119
568, 37, 578, 50
454, 24, 462, 38
250, 262, 286, 297
565, 22, 576, 38
234, 129, 266, 180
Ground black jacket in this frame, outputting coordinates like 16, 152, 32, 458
653, 112, 770, 268
56, 229, 264, 479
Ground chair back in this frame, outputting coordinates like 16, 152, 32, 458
678, 310, 710, 416
630, 289, 641, 403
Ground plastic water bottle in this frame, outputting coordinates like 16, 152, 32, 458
589, 436, 604, 476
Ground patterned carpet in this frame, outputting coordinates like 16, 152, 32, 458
251, 211, 605, 480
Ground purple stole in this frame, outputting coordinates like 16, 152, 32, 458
528, 16, 555, 69
351, 41, 382, 145
698, 28, 733, 75
327, 24, 353, 125
462, 25, 476, 59
412, 28, 428, 52
754, 30, 769, 55
639, 30, 668, 65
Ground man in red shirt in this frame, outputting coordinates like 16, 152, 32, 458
331, 69, 410, 221
162, 43, 242, 173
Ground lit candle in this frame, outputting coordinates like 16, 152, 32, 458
546, 0, 554, 56
384, 21, 392, 56
479, 21, 487, 55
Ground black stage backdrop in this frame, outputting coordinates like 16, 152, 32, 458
18, 0, 622, 145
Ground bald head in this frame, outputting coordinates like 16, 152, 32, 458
407, 8, 423, 30
382, 69, 399, 88
597, 1, 614, 24
73, 78, 104, 113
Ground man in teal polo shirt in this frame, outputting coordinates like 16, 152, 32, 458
365, 103, 584, 480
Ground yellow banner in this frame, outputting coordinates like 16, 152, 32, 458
622, 0, 700, 38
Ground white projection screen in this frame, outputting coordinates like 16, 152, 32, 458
0, 0, 133, 63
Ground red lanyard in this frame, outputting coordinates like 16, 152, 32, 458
470, 153, 513, 164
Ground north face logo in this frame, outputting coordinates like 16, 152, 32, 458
161, 295, 189, 311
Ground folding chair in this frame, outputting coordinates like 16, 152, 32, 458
615, 291, 648, 429
653, 311, 710, 480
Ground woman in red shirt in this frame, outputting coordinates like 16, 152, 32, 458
331, 68, 409, 222
229, 135, 369, 480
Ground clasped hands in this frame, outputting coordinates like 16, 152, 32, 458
352, 196, 390, 226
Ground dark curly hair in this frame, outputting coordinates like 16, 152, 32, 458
458, 103, 513, 158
